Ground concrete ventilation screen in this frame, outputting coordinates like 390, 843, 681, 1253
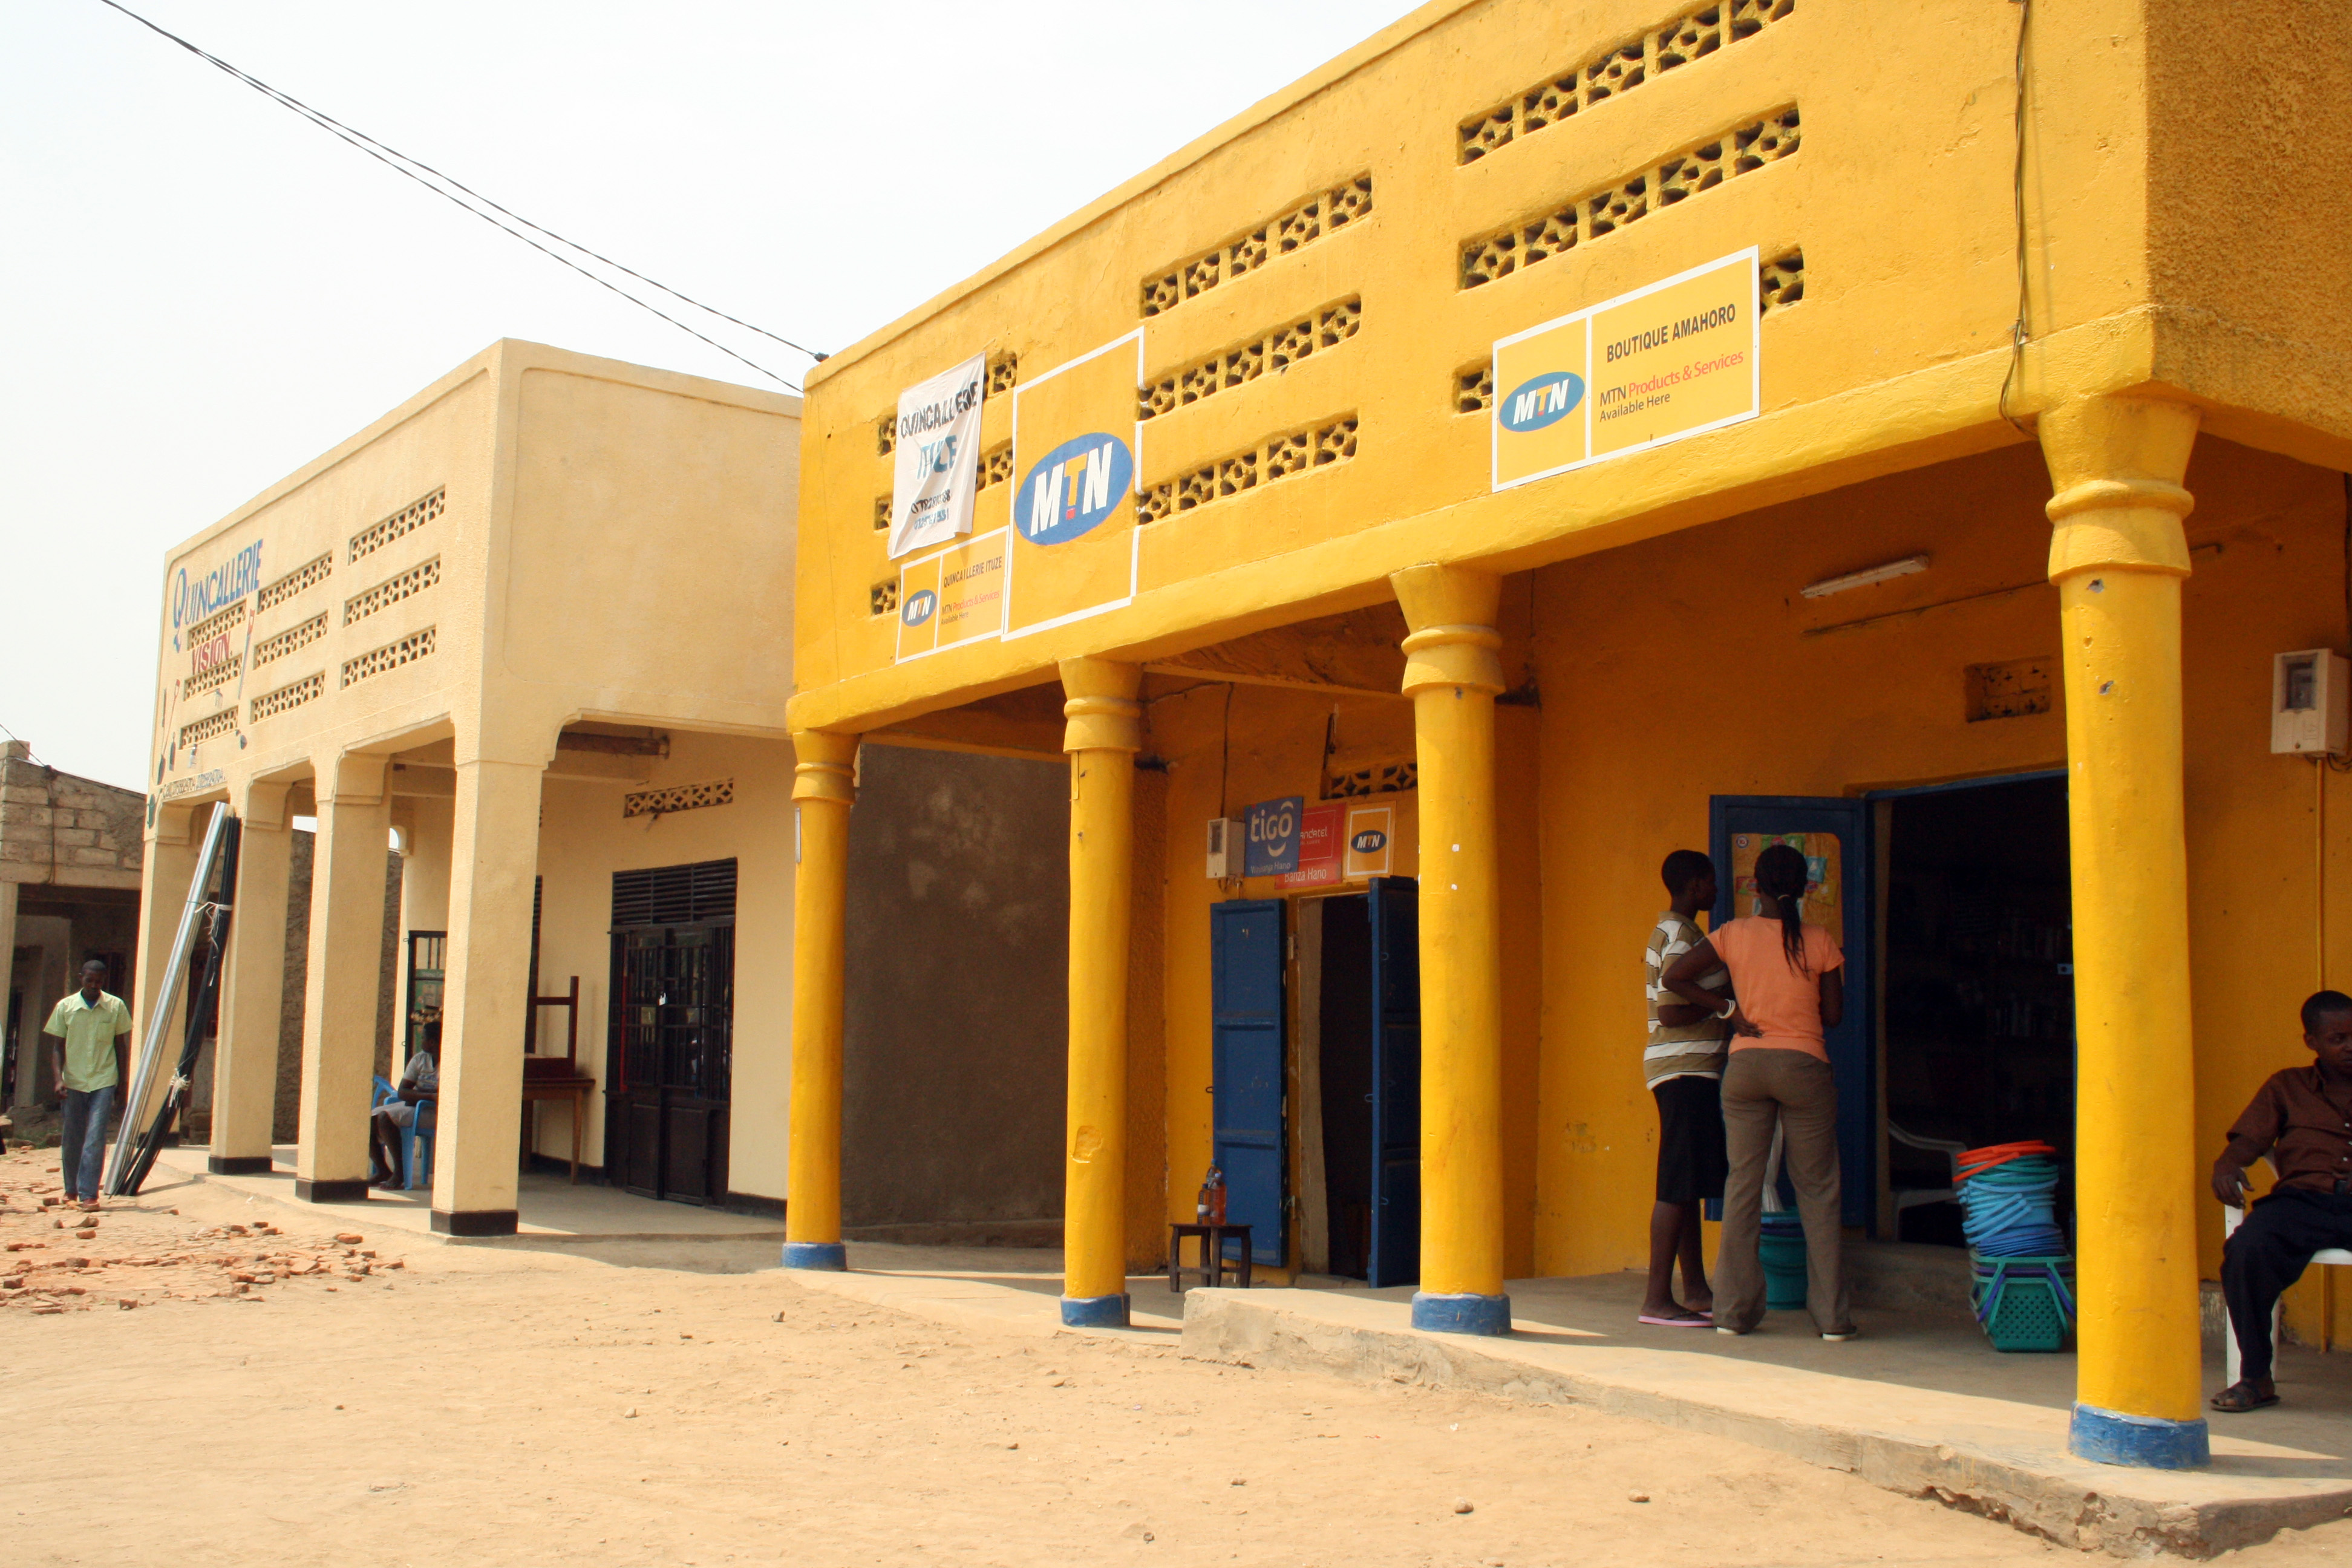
610, 857, 738, 924
1455, 0, 1797, 166
183, 652, 243, 699
247, 671, 323, 724
1967, 658, 2054, 722
622, 779, 736, 821
875, 414, 895, 457
1459, 106, 1800, 289
253, 612, 328, 667
1138, 416, 1359, 523
1139, 175, 1373, 318
1140, 298, 1363, 422
345, 556, 440, 627
1760, 249, 1805, 312
1327, 759, 1418, 799
185, 598, 247, 646
1455, 363, 1496, 414
985, 352, 1019, 396
256, 552, 332, 612
869, 579, 900, 618
979, 443, 1014, 489
340, 626, 436, 688
177, 709, 238, 750
874, 494, 892, 531
348, 487, 444, 563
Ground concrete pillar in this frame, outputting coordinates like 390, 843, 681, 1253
1391, 563, 1510, 1336
429, 757, 543, 1235
129, 802, 201, 1131
294, 756, 390, 1203
782, 730, 857, 1270
1059, 658, 1142, 1327
2040, 396, 2209, 1469
211, 780, 292, 1174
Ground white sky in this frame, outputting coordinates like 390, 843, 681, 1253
1, 0, 1421, 792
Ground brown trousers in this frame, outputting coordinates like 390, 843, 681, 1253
1714, 1047, 1854, 1335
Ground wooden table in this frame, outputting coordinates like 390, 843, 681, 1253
1168, 1222, 1253, 1292
520, 1069, 595, 1183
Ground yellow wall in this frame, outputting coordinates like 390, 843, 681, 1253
1526, 435, 2350, 1342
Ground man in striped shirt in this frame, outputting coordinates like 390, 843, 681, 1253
1641, 849, 1733, 1326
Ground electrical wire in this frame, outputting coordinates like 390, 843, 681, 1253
93, 0, 821, 391
1996, 0, 2035, 435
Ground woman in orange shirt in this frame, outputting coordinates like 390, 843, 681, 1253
1665, 841, 1855, 1339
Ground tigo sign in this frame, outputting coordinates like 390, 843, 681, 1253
1018, 434, 1133, 546
1244, 795, 1304, 878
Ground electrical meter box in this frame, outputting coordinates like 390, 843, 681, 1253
2272, 648, 2350, 756
1204, 816, 1244, 878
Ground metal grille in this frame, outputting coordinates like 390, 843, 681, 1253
613, 924, 734, 1100
610, 858, 737, 929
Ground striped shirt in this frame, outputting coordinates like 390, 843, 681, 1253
1644, 912, 1730, 1088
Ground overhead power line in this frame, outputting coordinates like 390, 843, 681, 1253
94, 0, 823, 392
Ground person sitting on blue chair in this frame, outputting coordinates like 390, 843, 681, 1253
370, 1020, 439, 1190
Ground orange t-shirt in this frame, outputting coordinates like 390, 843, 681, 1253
1707, 915, 1843, 1060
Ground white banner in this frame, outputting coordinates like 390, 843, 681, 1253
887, 354, 987, 560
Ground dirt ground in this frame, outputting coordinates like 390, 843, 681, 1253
2, 1149, 2347, 1568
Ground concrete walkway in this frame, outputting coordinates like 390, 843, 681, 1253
1181, 1271, 2352, 1557
140, 1143, 790, 1243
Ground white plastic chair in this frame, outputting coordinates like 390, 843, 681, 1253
1888, 1123, 1967, 1214
2221, 1158, 2352, 1385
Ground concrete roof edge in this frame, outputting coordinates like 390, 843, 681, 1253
160, 339, 802, 568
805, 0, 1481, 389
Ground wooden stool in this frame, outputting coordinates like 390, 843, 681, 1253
1168, 1222, 1253, 1292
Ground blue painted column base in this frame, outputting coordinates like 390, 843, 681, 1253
780, 1241, 847, 1271
1412, 1291, 1512, 1336
2068, 1403, 2210, 1469
1061, 1293, 1131, 1328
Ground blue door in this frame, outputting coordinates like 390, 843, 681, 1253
1709, 798, 1875, 1230
1367, 876, 1421, 1287
1210, 898, 1287, 1266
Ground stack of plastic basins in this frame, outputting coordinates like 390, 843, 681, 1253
1758, 1210, 1808, 1310
1956, 1142, 2073, 1352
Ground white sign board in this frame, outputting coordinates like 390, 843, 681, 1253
887, 354, 987, 559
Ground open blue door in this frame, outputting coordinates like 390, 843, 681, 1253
1367, 875, 1421, 1287
1709, 797, 1875, 1230
1210, 898, 1287, 1267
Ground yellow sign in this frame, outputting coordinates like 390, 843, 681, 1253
1492, 249, 1758, 491
1007, 332, 1143, 638
895, 528, 1008, 660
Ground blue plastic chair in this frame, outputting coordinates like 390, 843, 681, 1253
370, 1076, 438, 1191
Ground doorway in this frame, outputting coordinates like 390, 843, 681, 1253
605, 858, 736, 1206
1295, 878, 1419, 1285
1880, 774, 2074, 1244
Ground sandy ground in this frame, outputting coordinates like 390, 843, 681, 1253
3, 1149, 2348, 1568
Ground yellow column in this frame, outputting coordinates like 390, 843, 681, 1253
2042, 395, 2209, 1469
1060, 657, 1142, 1327
211, 780, 292, 1174
783, 730, 857, 1270
295, 754, 390, 1204
1393, 564, 1511, 1336
430, 756, 543, 1235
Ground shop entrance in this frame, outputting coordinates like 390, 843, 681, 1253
605, 858, 737, 1206
1879, 774, 2074, 1244
1284, 878, 1420, 1285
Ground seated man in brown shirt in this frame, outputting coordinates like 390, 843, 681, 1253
2209, 989, 2352, 1412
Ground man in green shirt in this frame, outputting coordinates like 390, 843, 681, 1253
44, 959, 132, 1210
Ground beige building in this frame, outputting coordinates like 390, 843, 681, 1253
2, 741, 145, 1111
142, 340, 1071, 1240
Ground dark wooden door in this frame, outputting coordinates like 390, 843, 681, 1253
606, 920, 734, 1205
1367, 875, 1420, 1289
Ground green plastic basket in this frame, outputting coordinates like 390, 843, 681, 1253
1969, 1254, 2074, 1353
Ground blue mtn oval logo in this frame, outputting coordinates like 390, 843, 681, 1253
1018, 434, 1134, 546
901, 588, 937, 627
1498, 371, 1586, 433
1350, 829, 1388, 854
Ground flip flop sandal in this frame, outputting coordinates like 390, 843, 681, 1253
2210, 1382, 2279, 1413
1638, 1312, 1713, 1327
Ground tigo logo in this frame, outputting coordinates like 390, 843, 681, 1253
1498, 371, 1585, 433
901, 588, 938, 627
1350, 829, 1388, 854
1018, 434, 1134, 546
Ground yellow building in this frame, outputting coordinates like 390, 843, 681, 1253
786, 0, 2352, 1469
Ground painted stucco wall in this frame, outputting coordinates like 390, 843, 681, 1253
839, 743, 1071, 1233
